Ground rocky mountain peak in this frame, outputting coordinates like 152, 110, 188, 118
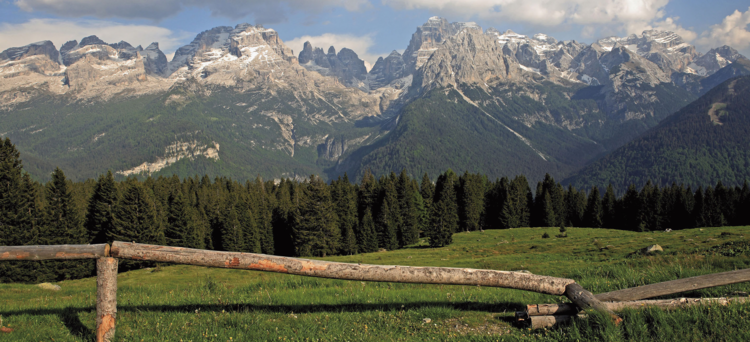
79, 35, 108, 47
689, 45, 745, 76
297, 42, 368, 90
0, 40, 59, 63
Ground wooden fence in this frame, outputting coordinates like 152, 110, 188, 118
3, 242, 750, 341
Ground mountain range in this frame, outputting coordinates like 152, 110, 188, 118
0, 17, 748, 185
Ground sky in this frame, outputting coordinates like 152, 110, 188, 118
1, 0, 749, 66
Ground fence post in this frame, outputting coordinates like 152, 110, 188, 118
96, 257, 117, 342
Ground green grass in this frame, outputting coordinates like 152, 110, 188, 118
3, 227, 750, 341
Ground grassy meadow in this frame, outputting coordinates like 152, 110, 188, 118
3, 227, 750, 341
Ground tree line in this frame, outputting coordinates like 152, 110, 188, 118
1, 138, 749, 283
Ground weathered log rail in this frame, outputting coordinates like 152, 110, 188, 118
2, 242, 750, 340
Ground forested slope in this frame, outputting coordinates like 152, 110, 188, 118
566, 75, 750, 192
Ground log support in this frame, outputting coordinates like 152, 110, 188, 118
564, 283, 622, 325
96, 257, 117, 342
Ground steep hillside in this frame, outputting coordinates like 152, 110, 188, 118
565, 75, 750, 192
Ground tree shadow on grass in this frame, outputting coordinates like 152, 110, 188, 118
1, 300, 525, 338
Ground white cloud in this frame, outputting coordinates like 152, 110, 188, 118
0, 18, 190, 55
15, 0, 372, 23
382, 0, 669, 29
696, 7, 750, 52
285, 33, 383, 65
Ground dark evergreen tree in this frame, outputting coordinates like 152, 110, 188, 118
396, 170, 420, 246
602, 184, 617, 228
293, 176, 340, 257
621, 184, 642, 231
85, 171, 117, 244
377, 179, 400, 250
420, 173, 435, 208
703, 186, 725, 227
110, 178, 164, 245
426, 199, 453, 247
332, 175, 358, 255
253, 177, 275, 254
458, 171, 485, 232
165, 191, 202, 248
584, 186, 603, 228
693, 186, 706, 228
540, 191, 556, 227
433, 170, 459, 233
358, 208, 378, 253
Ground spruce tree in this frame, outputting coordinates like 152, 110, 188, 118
433, 170, 459, 234
110, 178, 164, 245
426, 199, 453, 247
44, 168, 91, 279
602, 184, 617, 228
165, 191, 199, 248
458, 172, 485, 232
376, 178, 399, 250
420, 173, 435, 209
253, 177, 275, 254
397, 171, 420, 246
332, 175, 358, 254
0, 139, 47, 283
43, 168, 86, 245
693, 186, 706, 227
584, 186, 603, 228
86, 171, 118, 244
293, 176, 340, 257
358, 208, 378, 253
622, 184, 642, 231
540, 191, 556, 227
221, 203, 245, 252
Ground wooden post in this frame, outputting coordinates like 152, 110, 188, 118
110, 241, 575, 295
595, 268, 750, 302
0, 244, 109, 260
565, 283, 622, 324
96, 257, 117, 342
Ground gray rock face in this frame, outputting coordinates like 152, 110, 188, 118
403, 17, 482, 72
691, 46, 745, 76
109, 41, 140, 60
79, 35, 108, 47
143, 42, 168, 75
368, 51, 407, 90
297, 41, 368, 90
0, 40, 59, 63
318, 136, 348, 160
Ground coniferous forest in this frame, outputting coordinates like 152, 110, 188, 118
2, 137, 750, 283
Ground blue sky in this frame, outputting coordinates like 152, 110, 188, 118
1, 0, 749, 65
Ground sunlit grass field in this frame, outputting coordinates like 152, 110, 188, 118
3, 227, 750, 341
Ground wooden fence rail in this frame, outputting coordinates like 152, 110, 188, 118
5, 242, 748, 340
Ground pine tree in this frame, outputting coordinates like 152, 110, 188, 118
426, 199, 453, 247
376, 178, 400, 250
165, 191, 200, 248
501, 176, 531, 228
43, 168, 92, 279
739, 181, 750, 225
540, 191, 556, 227
622, 184, 641, 231
0, 139, 47, 283
271, 179, 296, 256
85, 171, 117, 243
434, 170, 459, 233
458, 172, 486, 232
221, 203, 245, 252
358, 208, 378, 253
332, 175, 358, 255
420, 173, 435, 209
293, 176, 340, 257
703, 186, 725, 227
43, 168, 86, 245
693, 186, 706, 227
584, 186, 603, 228
253, 177, 275, 254
602, 184, 617, 228
396, 171, 420, 247
110, 178, 164, 245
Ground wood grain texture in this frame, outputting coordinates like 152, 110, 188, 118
0, 244, 109, 260
595, 268, 750, 302
96, 257, 117, 342
110, 241, 576, 295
